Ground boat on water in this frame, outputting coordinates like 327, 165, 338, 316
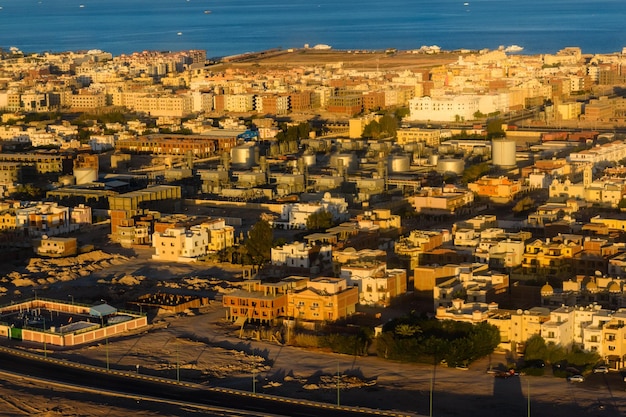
204, 10, 212, 14
464, 2, 469, 5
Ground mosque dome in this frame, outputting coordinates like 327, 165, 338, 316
608, 281, 621, 293
540, 283, 554, 296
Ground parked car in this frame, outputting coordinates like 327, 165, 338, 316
593, 365, 609, 374
567, 374, 585, 383
455, 364, 469, 371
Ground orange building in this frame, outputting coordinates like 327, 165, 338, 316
223, 277, 358, 324
468, 176, 522, 203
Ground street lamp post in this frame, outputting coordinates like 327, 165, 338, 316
42, 317, 47, 358
336, 362, 340, 406
176, 340, 180, 382
101, 316, 109, 370
252, 368, 256, 394
526, 378, 531, 417
68, 295, 74, 305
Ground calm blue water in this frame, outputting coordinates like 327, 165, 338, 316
0, 0, 625, 57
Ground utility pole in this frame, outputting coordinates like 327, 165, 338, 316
336, 362, 340, 406
527, 379, 531, 417
176, 340, 180, 382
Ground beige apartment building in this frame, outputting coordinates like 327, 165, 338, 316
396, 128, 442, 146
152, 226, 208, 262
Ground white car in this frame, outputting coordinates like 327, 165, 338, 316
568, 374, 584, 383
593, 366, 609, 374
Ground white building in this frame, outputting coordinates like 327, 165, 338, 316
15, 202, 77, 237
88, 135, 116, 152
340, 262, 407, 307
271, 241, 332, 271
152, 226, 208, 262
274, 192, 349, 230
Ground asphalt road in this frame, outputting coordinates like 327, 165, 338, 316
0, 347, 414, 417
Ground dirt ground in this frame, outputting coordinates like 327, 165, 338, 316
217, 49, 460, 70
0, 246, 625, 417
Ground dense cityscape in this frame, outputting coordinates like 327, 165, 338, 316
1, 44, 626, 416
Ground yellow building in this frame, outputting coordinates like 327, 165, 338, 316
487, 307, 550, 351
521, 237, 583, 278
348, 114, 381, 139
200, 219, 235, 252
223, 279, 303, 324
396, 128, 441, 147
0, 211, 16, 231
34, 236, 78, 257
590, 215, 626, 231
222, 276, 358, 324
468, 176, 522, 203
288, 277, 358, 322
601, 311, 626, 368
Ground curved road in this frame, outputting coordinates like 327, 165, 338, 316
0, 347, 414, 417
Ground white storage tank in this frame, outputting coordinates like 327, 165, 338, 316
492, 138, 517, 167
436, 158, 465, 175
428, 154, 440, 166
231, 143, 258, 169
388, 154, 411, 173
301, 153, 317, 167
330, 153, 357, 173
73, 167, 98, 184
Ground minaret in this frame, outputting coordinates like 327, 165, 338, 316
583, 164, 592, 188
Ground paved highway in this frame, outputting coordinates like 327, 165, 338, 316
0, 347, 415, 417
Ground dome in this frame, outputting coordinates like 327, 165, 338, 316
540, 283, 554, 296
586, 281, 598, 293
608, 281, 621, 293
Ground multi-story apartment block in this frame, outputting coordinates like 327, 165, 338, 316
200, 218, 235, 252
271, 241, 332, 273
340, 261, 407, 307
568, 141, 626, 165
273, 193, 349, 230
408, 185, 474, 215
0, 153, 73, 175
487, 307, 550, 351
223, 277, 358, 324
15, 202, 76, 237
468, 176, 522, 203
396, 128, 443, 147
288, 277, 358, 322
396, 229, 448, 271
33, 236, 78, 257
408, 95, 482, 122
152, 226, 208, 262
473, 229, 530, 269
432, 263, 509, 311
521, 235, 583, 279
223, 279, 301, 325
116, 134, 236, 157
70, 91, 107, 109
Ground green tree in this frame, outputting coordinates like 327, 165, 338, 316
512, 196, 535, 214
306, 210, 333, 230
244, 220, 273, 266
10, 184, 43, 200
394, 323, 422, 338
486, 118, 505, 139
523, 334, 548, 361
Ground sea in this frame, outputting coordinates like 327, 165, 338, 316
0, 0, 625, 58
